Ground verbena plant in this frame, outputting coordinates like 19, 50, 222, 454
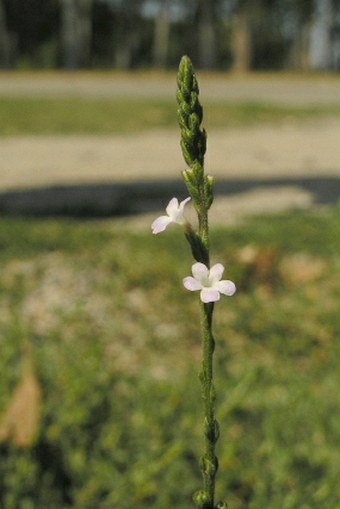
152, 56, 236, 509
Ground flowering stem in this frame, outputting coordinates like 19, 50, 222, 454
177, 56, 226, 509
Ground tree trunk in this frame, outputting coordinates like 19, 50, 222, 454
152, 0, 171, 68
196, 0, 218, 69
113, 3, 140, 69
60, 0, 93, 69
309, 0, 334, 70
290, 22, 311, 71
0, 0, 12, 67
231, 6, 252, 72
77, 0, 93, 66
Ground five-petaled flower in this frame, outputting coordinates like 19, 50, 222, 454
183, 262, 236, 303
151, 197, 191, 234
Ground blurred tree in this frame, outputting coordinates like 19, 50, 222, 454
279, 0, 314, 70
91, 0, 114, 66
230, 0, 253, 71
194, 0, 219, 68
231, 0, 285, 71
59, 0, 94, 68
104, 0, 144, 68
229, 0, 324, 71
0, 0, 12, 67
309, 0, 334, 69
152, 0, 171, 68
2, 0, 340, 71
3, 0, 58, 67
252, 0, 287, 69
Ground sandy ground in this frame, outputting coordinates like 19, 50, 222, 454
1, 121, 340, 191
1, 71, 340, 104
1, 73, 339, 225
1, 122, 338, 226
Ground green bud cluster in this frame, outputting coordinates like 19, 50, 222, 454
182, 167, 214, 213
177, 55, 215, 261
193, 490, 211, 509
176, 55, 206, 167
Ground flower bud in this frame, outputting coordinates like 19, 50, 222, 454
215, 501, 228, 509
193, 490, 211, 509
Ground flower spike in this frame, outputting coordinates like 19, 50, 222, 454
151, 56, 236, 507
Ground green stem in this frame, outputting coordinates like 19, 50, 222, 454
197, 178, 218, 509
198, 195, 209, 256
200, 301, 218, 508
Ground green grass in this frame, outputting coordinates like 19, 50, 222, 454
0, 208, 340, 508
1, 97, 340, 135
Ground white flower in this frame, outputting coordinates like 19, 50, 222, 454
183, 262, 236, 303
151, 197, 191, 234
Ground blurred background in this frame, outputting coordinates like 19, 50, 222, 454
1, 2, 340, 509
1, 0, 340, 71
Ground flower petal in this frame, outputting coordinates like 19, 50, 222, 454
183, 276, 202, 291
151, 215, 172, 234
209, 263, 224, 283
192, 262, 209, 281
179, 197, 191, 210
165, 197, 179, 216
200, 288, 220, 303
216, 280, 236, 296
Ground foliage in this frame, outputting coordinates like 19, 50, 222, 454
1, 0, 339, 70
0, 207, 340, 508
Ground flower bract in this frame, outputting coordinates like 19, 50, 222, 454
183, 262, 236, 303
151, 197, 191, 234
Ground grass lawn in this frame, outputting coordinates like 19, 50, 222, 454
0, 207, 339, 508
1, 96, 340, 135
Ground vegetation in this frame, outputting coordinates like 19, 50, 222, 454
1, 96, 340, 136
0, 207, 339, 508
0, 0, 337, 71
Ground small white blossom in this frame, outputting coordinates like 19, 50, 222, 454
151, 197, 191, 234
183, 262, 236, 303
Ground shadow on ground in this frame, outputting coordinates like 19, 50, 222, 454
0, 177, 339, 217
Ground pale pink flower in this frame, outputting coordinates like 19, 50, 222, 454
183, 262, 236, 303
151, 197, 191, 234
